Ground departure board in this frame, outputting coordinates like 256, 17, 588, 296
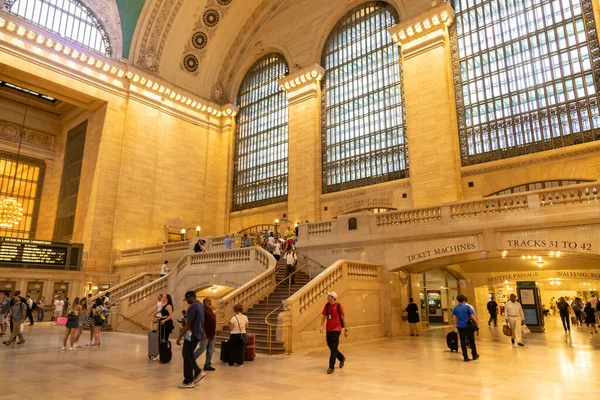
0, 237, 67, 266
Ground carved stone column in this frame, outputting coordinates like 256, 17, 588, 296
279, 64, 325, 223
389, 4, 463, 206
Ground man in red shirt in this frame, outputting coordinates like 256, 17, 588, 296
320, 291, 348, 374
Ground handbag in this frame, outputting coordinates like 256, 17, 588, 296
56, 316, 67, 326
467, 318, 479, 332
522, 325, 531, 335
502, 323, 512, 337
235, 316, 248, 345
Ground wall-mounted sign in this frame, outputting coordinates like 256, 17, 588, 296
0, 237, 68, 266
500, 228, 600, 255
406, 242, 477, 263
331, 247, 364, 254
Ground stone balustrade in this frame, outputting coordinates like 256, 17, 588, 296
449, 194, 529, 218
88, 272, 159, 306
538, 183, 599, 207
376, 207, 442, 227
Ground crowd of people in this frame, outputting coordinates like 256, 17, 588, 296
545, 294, 600, 334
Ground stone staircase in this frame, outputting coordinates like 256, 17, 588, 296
214, 258, 311, 355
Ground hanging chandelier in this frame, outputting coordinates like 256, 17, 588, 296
0, 102, 27, 228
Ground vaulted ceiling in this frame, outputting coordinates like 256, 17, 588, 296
106, 0, 432, 104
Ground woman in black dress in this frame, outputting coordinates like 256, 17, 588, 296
153, 294, 174, 361
406, 298, 420, 336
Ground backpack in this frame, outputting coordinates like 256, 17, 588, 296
31, 301, 38, 311
101, 307, 110, 324
557, 301, 569, 313
323, 303, 345, 329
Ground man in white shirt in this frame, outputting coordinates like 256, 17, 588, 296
590, 294, 599, 323
161, 261, 169, 277
53, 296, 64, 321
285, 249, 298, 284
272, 242, 281, 262
505, 294, 525, 347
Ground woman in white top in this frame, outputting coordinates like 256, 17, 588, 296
272, 242, 281, 262
228, 304, 249, 366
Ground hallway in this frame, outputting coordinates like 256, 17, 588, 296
1, 317, 598, 400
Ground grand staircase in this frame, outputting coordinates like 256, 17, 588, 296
214, 258, 311, 355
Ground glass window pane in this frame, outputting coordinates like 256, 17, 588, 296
453, 0, 600, 165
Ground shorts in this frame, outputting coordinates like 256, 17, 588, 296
0, 314, 5, 324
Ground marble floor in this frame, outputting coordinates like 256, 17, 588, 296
0, 316, 597, 400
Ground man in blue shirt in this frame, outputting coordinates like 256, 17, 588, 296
452, 294, 479, 362
177, 291, 206, 388
224, 234, 234, 249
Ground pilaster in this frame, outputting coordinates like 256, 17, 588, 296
389, 3, 463, 206
279, 64, 325, 223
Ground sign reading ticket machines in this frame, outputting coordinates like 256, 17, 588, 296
517, 281, 545, 333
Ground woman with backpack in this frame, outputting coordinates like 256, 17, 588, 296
571, 297, 584, 327
584, 302, 598, 334
91, 298, 105, 347
62, 297, 81, 351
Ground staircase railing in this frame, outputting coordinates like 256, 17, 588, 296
112, 312, 152, 332
262, 260, 385, 353
88, 273, 157, 306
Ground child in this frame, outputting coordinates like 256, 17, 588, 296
584, 301, 598, 334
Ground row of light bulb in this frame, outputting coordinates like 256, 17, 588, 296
392, 11, 452, 43
0, 17, 235, 118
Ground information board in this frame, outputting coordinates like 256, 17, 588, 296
0, 237, 67, 266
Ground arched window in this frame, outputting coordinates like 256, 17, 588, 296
233, 53, 289, 211
453, 0, 600, 166
3, 0, 112, 56
321, 1, 407, 194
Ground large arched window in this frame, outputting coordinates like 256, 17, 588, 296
3, 0, 112, 56
453, 0, 600, 166
233, 53, 289, 211
321, 1, 407, 194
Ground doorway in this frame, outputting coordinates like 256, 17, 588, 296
418, 269, 459, 327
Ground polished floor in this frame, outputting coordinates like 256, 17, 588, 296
0, 316, 598, 400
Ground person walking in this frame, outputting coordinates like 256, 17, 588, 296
194, 298, 216, 371
37, 297, 46, 322
487, 296, 498, 327
285, 248, 298, 284
0, 292, 9, 336
52, 296, 64, 322
3, 295, 26, 346
406, 298, 420, 336
63, 297, 81, 351
273, 240, 281, 262
160, 261, 169, 277
452, 294, 479, 362
24, 295, 35, 326
571, 297, 584, 326
505, 294, 525, 346
8, 291, 21, 334
176, 291, 206, 389
584, 302, 598, 334
228, 304, 249, 367
556, 297, 571, 333
320, 291, 348, 374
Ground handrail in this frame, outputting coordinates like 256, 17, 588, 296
294, 250, 328, 271
265, 304, 291, 355
88, 272, 151, 304
215, 263, 312, 325
113, 312, 151, 332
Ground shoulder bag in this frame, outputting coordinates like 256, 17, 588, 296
235, 315, 248, 345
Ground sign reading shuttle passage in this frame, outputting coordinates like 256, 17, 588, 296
0, 237, 67, 265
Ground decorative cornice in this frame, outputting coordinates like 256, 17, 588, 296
278, 63, 324, 105
388, 3, 454, 58
461, 145, 600, 177
0, 120, 54, 152
320, 179, 411, 203
0, 13, 237, 127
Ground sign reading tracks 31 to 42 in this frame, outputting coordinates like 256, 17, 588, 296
501, 228, 599, 254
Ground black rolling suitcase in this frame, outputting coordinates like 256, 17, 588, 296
220, 340, 230, 363
159, 324, 172, 363
446, 331, 459, 352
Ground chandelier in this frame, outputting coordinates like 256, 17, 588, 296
0, 102, 27, 228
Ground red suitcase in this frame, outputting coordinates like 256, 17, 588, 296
245, 333, 255, 361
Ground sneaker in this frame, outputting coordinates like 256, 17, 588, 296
472, 355, 480, 361
511, 338, 515, 344
339, 359, 345, 369
3, 341, 11, 346
61, 346, 67, 351
517, 343, 525, 347
96, 344, 102, 348
327, 368, 334, 374
204, 366, 216, 371
68, 347, 76, 351
193, 372, 206, 384
85, 342, 94, 347
178, 382, 195, 389
463, 358, 471, 362
16, 340, 24, 345
152, 355, 160, 361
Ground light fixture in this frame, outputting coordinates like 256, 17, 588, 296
210, 285, 218, 292
92, 286, 98, 290
0, 100, 26, 228
196, 226, 201, 233
274, 219, 279, 224
181, 228, 186, 235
